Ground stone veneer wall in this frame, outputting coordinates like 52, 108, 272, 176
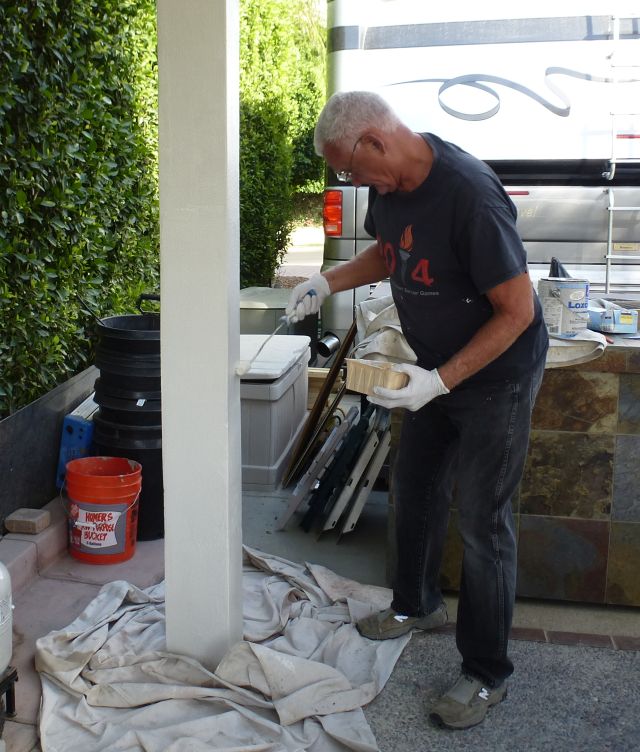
388, 346, 640, 607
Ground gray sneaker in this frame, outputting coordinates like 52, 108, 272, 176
429, 674, 507, 730
356, 604, 447, 640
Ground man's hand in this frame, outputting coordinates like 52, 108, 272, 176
285, 273, 331, 322
368, 364, 449, 411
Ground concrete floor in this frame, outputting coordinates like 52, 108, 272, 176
3, 487, 639, 752
4, 533, 165, 752
245, 488, 640, 638
249, 490, 640, 752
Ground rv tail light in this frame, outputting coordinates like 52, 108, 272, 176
323, 190, 343, 236
617, 133, 640, 139
507, 190, 530, 196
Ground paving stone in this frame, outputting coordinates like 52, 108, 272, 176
547, 630, 614, 648
11, 576, 101, 724
611, 635, 640, 651
4, 509, 50, 535
5, 502, 67, 576
511, 627, 547, 643
2, 720, 40, 752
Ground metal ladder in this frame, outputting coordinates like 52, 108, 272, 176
603, 14, 640, 293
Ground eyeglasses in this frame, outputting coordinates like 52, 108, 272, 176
335, 135, 364, 183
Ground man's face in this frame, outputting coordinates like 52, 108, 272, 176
324, 135, 398, 195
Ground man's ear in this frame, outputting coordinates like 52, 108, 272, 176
361, 130, 386, 155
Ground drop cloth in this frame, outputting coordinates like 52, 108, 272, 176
545, 330, 607, 368
354, 295, 609, 369
36, 547, 408, 752
352, 296, 417, 364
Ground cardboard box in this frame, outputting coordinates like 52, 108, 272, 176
345, 359, 409, 397
587, 306, 638, 334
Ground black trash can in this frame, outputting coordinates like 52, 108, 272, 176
93, 313, 164, 540
92, 414, 164, 540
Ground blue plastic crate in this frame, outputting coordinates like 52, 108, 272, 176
56, 394, 98, 489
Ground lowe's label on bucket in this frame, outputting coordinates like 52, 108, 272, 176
68, 502, 127, 553
537, 278, 589, 337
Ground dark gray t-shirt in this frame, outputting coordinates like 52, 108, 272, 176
364, 133, 548, 383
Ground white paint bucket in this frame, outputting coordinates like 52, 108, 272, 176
537, 278, 590, 337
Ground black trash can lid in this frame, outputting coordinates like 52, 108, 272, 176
98, 314, 160, 339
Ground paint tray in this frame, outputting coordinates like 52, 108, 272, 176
345, 359, 409, 396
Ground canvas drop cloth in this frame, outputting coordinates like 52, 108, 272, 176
36, 547, 408, 752
354, 295, 608, 369
352, 296, 417, 364
545, 330, 607, 368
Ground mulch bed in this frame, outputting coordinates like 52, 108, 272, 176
272, 275, 309, 289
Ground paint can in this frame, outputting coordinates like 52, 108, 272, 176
537, 277, 590, 337
64, 456, 141, 564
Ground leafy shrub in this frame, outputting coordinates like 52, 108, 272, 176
240, 98, 292, 287
286, 4, 326, 192
0, 0, 158, 417
239, 0, 325, 287
0, 0, 325, 415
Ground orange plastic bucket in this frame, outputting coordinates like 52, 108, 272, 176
64, 456, 141, 564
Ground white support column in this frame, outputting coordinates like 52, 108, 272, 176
157, 0, 242, 668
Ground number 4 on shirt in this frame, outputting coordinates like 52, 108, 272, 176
411, 259, 435, 287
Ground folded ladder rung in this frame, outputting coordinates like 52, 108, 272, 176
605, 254, 640, 260
607, 206, 640, 212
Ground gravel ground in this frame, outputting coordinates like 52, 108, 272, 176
365, 631, 639, 752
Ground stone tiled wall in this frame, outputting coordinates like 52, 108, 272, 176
389, 347, 640, 607
516, 355, 640, 607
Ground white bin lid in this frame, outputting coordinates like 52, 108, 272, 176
240, 334, 310, 380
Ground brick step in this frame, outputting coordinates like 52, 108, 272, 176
0, 498, 67, 595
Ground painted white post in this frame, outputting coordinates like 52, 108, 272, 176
157, 0, 243, 668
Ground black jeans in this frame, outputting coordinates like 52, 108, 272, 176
391, 358, 545, 686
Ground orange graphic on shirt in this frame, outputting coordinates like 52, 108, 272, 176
399, 225, 413, 252
400, 224, 434, 287
379, 224, 435, 287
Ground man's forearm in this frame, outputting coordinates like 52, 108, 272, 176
323, 243, 388, 293
438, 311, 532, 390
438, 271, 537, 390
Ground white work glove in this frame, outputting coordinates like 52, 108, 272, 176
368, 364, 450, 412
285, 273, 331, 322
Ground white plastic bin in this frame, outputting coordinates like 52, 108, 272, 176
240, 335, 310, 490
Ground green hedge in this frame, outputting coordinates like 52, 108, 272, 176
239, 98, 293, 287
0, 0, 159, 418
0, 0, 324, 416
239, 0, 325, 287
